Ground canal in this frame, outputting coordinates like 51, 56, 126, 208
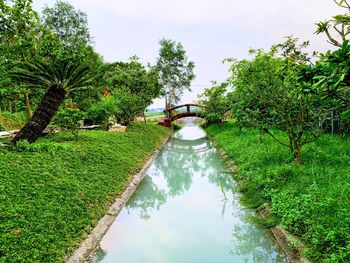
92, 122, 288, 263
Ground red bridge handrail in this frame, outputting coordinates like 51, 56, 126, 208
163, 103, 206, 113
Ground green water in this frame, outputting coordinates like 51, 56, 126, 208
92, 124, 288, 263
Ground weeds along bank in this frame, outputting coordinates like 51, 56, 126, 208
0, 123, 170, 262
206, 122, 350, 262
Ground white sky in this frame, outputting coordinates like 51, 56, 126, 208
32, 0, 342, 108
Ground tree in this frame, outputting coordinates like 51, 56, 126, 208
41, 0, 104, 114
299, 41, 350, 135
103, 57, 161, 124
42, 0, 91, 50
87, 96, 118, 128
156, 39, 195, 110
199, 82, 230, 124
0, 0, 42, 116
11, 58, 94, 144
41, 0, 101, 68
228, 38, 328, 163
227, 54, 277, 142
315, 0, 350, 47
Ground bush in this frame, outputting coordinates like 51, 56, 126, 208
52, 108, 85, 139
172, 122, 183, 131
112, 88, 151, 125
87, 96, 119, 128
199, 82, 230, 124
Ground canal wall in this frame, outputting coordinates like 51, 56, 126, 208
66, 135, 171, 263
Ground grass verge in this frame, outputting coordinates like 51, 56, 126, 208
206, 121, 350, 262
0, 123, 170, 262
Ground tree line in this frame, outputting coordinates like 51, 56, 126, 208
200, 0, 350, 163
0, 0, 195, 143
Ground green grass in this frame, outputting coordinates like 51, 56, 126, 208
0, 123, 170, 262
172, 122, 183, 131
0, 111, 28, 131
144, 111, 164, 117
206, 121, 350, 263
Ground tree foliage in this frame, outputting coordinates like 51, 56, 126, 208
52, 107, 85, 139
198, 82, 230, 124
42, 0, 91, 49
315, 0, 350, 47
101, 57, 161, 124
216, 38, 329, 163
156, 39, 195, 109
1, 0, 158, 142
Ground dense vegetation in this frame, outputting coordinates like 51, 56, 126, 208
201, 1, 350, 163
199, 1, 350, 262
0, 123, 170, 262
0, 0, 194, 143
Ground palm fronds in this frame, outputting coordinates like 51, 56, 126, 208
11, 58, 95, 93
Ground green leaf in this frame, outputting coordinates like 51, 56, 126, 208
341, 109, 350, 120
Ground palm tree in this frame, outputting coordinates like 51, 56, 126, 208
11, 59, 94, 144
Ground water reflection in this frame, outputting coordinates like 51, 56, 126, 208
126, 126, 231, 218
92, 122, 288, 263
126, 177, 167, 220
230, 223, 283, 262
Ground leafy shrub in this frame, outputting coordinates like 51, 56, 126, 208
172, 122, 183, 131
87, 96, 119, 128
113, 89, 144, 125
52, 108, 85, 139
199, 82, 230, 124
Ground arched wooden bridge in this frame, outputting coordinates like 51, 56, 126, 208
159, 103, 206, 127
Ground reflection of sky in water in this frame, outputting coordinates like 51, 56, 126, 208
92, 125, 289, 263
174, 126, 206, 140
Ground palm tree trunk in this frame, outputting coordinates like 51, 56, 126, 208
12, 85, 66, 144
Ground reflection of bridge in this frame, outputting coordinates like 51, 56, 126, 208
158, 104, 206, 127
165, 136, 212, 154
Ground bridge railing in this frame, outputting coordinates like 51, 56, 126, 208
163, 104, 206, 117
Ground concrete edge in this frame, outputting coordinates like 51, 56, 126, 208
66, 134, 171, 263
269, 225, 310, 263
210, 138, 310, 263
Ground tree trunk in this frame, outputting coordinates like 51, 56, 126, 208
258, 128, 263, 144
12, 85, 66, 144
331, 110, 334, 134
292, 132, 303, 164
24, 90, 33, 118
293, 146, 302, 164
143, 112, 147, 123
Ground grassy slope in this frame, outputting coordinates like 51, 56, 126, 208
206, 121, 350, 263
0, 123, 170, 262
144, 111, 164, 117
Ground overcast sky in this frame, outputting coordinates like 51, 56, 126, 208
33, 0, 341, 108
